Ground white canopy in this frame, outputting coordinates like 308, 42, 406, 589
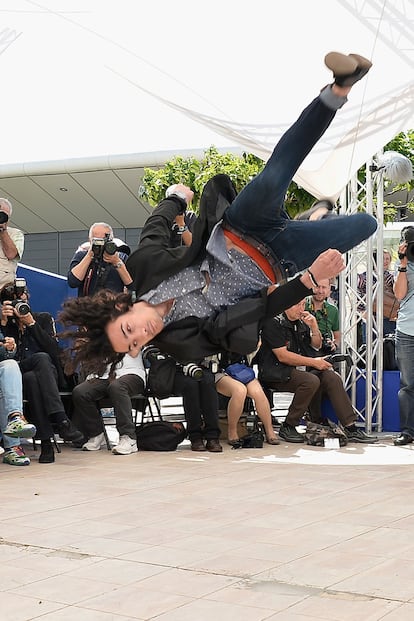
1, 0, 414, 202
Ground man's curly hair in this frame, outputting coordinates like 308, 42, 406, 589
58, 289, 133, 378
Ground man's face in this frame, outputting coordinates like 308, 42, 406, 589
312, 279, 331, 302
105, 301, 164, 357
285, 299, 306, 321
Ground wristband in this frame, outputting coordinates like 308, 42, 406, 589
398, 267, 407, 272
307, 269, 319, 288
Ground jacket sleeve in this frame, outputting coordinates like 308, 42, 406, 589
126, 196, 195, 296
67, 250, 87, 288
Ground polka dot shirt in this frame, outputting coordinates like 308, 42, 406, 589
141, 223, 271, 325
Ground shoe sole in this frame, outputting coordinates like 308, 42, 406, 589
82, 445, 105, 451
348, 53, 373, 72
112, 447, 138, 455
325, 52, 357, 76
4, 426, 37, 439
3, 458, 30, 466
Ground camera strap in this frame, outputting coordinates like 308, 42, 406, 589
83, 262, 111, 296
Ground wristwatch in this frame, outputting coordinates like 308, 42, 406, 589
398, 266, 407, 272
115, 261, 123, 269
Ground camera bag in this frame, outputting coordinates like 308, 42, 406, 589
304, 419, 348, 447
147, 357, 177, 399
135, 421, 187, 451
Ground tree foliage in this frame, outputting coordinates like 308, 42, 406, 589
141, 132, 414, 221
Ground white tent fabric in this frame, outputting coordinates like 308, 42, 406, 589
1, 0, 413, 200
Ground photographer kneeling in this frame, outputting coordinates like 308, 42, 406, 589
0, 280, 83, 462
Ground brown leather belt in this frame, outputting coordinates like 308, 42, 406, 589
222, 222, 287, 285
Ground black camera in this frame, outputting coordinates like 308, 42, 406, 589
182, 363, 203, 380
325, 353, 352, 365
91, 233, 117, 260
321, 332, 334, 354
0, 278, 30, 314
398, 226, 414, 262
0, 211, 9, 225
11, 299, 31, 316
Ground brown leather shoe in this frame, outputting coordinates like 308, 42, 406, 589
191, 439, 206, 452
205, 439, 223, 453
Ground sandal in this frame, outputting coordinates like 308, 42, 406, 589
266, 435, 280, 445
227, 438, 242, 448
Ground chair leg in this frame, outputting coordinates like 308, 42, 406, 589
53, 434, 61, 453
101, 424, 112, 451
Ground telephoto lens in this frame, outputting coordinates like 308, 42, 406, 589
182, 363, 204, 380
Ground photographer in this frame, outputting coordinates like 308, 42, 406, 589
393, 226, 414, 446
257, 299, 378, 444
305, 278, 340, 354
68, 222, 133, 296
143, 345, 223, 452
0, 198, 24, 291
0, 280, 84, 462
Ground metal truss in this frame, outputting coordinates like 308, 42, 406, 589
338, 156, 385, 431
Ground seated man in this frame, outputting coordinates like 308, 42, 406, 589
1, 280, 83, 463
1, 329, 36, 466
144, 347, 223, 452
257, 299, 378, 444
72, 351, 146, 455
59, 52, 377, 374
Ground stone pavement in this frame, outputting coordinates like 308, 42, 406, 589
1, 434, 414, 621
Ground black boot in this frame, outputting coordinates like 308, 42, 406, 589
57, 419, 84, 443
39, 440, 55, 463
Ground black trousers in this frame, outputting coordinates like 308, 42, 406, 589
173, 368, 220, 441
72, 374, 145, 439
21, 352, 67, 440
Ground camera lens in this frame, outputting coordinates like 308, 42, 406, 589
406, 243, 414, 262
12, 300, 31, 315
182, 363, 203, 380
141, 345, 166, 364
104, 240, 117, 255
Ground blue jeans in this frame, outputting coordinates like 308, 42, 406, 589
225, 89, 377, 275
0, 359, 23, 449
395, 329, 414, 437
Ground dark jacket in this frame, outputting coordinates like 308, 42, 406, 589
126, 175, 311, 363
257, 314, 316, 384
68, 249, 131, 296
2, 312, 68, 389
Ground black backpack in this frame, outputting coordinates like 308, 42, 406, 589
135, 421, 187, 451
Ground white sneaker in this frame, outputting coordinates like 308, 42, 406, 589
82, 433, 106, 451
112, 435, 137, 455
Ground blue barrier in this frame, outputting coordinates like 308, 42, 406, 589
16, 263, 76, 325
